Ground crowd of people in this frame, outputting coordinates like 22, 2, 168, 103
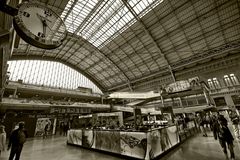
196, 111, 238, 160
0, 111, 239, 159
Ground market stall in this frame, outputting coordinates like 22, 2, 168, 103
67, 125, 179, 160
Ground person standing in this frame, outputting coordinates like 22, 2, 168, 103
200, 115, 207, 137
216, 115, 235, 160
8, 122, 27, 160
0, 125, 6, 157
43, 123, 49, 139
59, 122, 64, 136
205, 112, 211, 128
63, 122, 69, 136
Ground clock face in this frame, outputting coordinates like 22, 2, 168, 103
13, 2, 67, 49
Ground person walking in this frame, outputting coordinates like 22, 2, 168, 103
200, 115, 208, 137
43, 123, 49, 139
211, 115, 219, 140
8, 122, 28, 160
63, 122, 69, 136
0, 125, 6, 157
216, 115, 235, 160
59, 122, 64, 136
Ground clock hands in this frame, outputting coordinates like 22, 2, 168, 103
42, 21, 47, 36
36, 13, 52, 23
36, 13, 53, 37
44, 21, 53, 31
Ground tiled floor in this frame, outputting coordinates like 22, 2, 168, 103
1, 132, 240, 160
162, 133, 240, 160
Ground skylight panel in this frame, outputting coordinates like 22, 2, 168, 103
61, 0, 164, 47
61, 0, 98, 33
61, 0, 74, 19
134, 0, 164, 18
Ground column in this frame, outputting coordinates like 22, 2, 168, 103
0, 29, 10, 102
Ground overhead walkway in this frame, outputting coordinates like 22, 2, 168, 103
6, 81, 102, 99
0, 98, 110, 112
1, 133, 239, 160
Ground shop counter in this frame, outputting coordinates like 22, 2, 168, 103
67, 125, 180, 160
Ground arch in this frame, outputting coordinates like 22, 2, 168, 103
10, 55, 105, 92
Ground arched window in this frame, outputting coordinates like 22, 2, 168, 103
224, 75, 232, 86
7, 60, 102, 94
207, 79, 215, 89
230, 74, 239, 85
212, 78, 221, 89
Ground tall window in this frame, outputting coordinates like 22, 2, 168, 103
212, 78, 221, 88
224, 75, 232, 86
230, 74, 239, 85
207, 79, 215, 89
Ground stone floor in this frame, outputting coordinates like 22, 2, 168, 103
1, 132, 240, 160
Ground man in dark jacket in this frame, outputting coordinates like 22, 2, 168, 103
216, 115, 235, 160
8, 122, 28, 160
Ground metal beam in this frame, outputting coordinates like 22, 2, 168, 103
121, 0, 175, 80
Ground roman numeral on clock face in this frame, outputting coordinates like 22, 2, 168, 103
38, 32, 45, 38
23, 11, 30, 17
44, 10, 52, 16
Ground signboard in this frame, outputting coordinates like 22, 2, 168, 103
165, 80, 191, 93
50, 107, 91, 114
164, 77, 200, 94
108, 91, 159, 99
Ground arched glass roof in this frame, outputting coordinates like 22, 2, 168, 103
11, 0, 240, 92
7, 60, 102, 94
